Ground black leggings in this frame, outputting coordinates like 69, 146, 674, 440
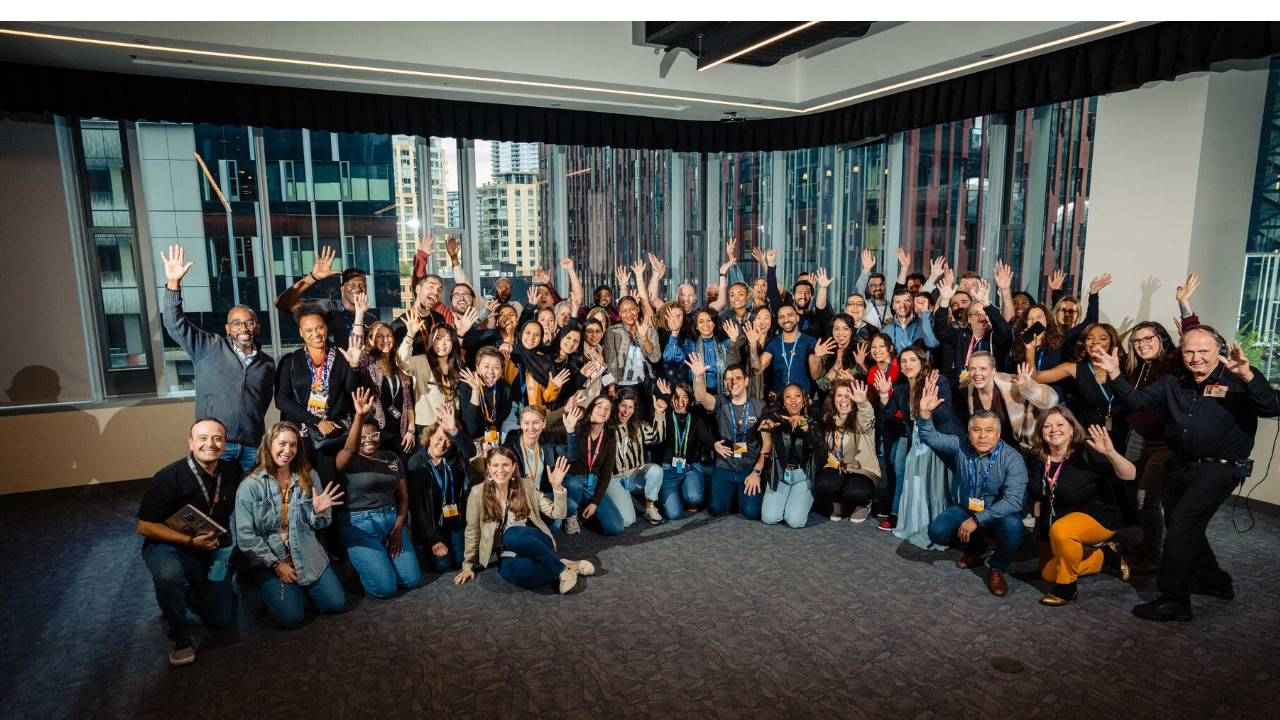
814, 467, 877, 512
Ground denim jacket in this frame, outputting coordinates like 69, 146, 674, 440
234, 470, 332, 586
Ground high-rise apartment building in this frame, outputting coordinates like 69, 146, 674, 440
446, 190, 460, 229
392, 135, 422, 266
477, 171, 541, 275
491, 141, 539, 174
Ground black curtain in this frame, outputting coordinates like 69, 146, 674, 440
2, 21, 1278, 152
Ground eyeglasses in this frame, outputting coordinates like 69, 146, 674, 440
360, 432, 381, 440
1131, 334, 1160, 346
228, 320, 259, 330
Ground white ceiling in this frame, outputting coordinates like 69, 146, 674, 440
0, 21, 1147, 121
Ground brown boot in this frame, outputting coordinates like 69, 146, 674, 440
986, 568, 1008, 596
956, 553, 984, 569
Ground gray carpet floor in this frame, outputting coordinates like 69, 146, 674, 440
1, 479, 1278, 720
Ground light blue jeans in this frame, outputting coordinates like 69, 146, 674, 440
339, 505, 421, 599
608, 464, 663, 525
221, 442, 259, 474
761, 468, 814, 529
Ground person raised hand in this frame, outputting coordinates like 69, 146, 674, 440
852, 341, 869, 368
534, 267, 552, 286
918, 379, 944, 416
664, 306, 680, 331
351, 386, 376, 417
436, 402, 459, 435
546, 456, 570, 492
1221, 343, 1254, 383
311, 245, 339, 281
928, 256, 946, 282
851, 378, 869, 405
994, 260, 1014, 291
455, 307, 479, 338
563, 401, 583, 433
685, 352, 710, 376
1016, 361, 1035, 386
526, 284, 540, 308
444, 233, 461, 264
550, 368, 573, 389
1048, 268, 1066, 292
458, 367, 485, 393
352, 291, 370, 319
312, 482, 345, 515
339, 335, 364, 367
1090, 344, 1122, 379
896, 247, 911, 271
560, 256, 575, 273
403, 307, 423, 337
813, 338, 836, 359
631, 258, 647, 279
873, 371, 893, 397
936, 274, 956, 304
615, 265, 631, 288
743, 321, 762, 347
975, 278, 993, 306
161, 244, 195, 290
813, 267, 834, 289
1176, 273, 1201, 305
485, 297, 501, 315
655, 377, 672, 397
579, 359, 601, 378
723, 319, 741, 343
648, 252, 666, 276
416, 234, 439, 258
861, 248, 877, 273
1084, 424, 1115, 456
751, 246, 767, 268
653, 392, 669, 415
1089, 273, 1113, 294
765, 249, 778, 267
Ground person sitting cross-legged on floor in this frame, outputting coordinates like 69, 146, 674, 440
915, 381, 1028, 597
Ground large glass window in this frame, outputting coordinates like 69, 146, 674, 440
721, 152, 773, 283
1239, 56, 1280, 383
899, 117, 989, 274
475, 139, 544, 298
781, 146, 837, 283
838, 141, 891, 300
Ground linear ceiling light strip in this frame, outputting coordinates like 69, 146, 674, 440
698, 21, 821, 72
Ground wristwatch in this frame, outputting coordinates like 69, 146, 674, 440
269, 558, 281, 570
751, 468, 762, 476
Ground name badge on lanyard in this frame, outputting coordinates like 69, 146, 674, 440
1204, 384, 1228, 398
968, 497, 986, 513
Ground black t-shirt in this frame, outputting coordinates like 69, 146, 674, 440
137, 455, 242, 549
391, 310, 450, 357
342, 451, 405, 510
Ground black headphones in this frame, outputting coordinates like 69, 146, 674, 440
1181, 324, 1229, 357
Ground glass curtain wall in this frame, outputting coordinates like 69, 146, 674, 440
1239, 56, 1280, 382
720, 152, 774, 284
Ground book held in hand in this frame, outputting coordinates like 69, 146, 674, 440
165, 504, 228, 540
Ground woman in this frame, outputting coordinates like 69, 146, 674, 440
274, 303, 358, 465
536, 307, 559, 352
335, 387, 422, 598
655, 301, 695, 386
347, 321, 415, 457
585, 308, 611, 339
1031, 323, 1127, 447
453, 449, 595, 593
609, 387, 667, 525
602, 297, 660, 406
886, 357, 956, 548
818, 314, 869, 393
406, 404, 477, 574
561, 395, 625, 536
718, 281, 753, 332
814, 379, 879, 522
863, 332, 900, 521
933, 292, 1013, 387
504, 320, 572, 427
759, 384, 828, 528
690, 308, 730, 396
399, 315, 462, 434
545, 324, 588, 410
842, 294, 879, 346
961, 352, 1058, 452
234, 421, 347, 628
727, 307, 770, 400
553, 300, 575, 330
1121, 321, 1180, 574
1028, 408, 1133, 606
654, 382, 716, 519
504, 404, 581, 495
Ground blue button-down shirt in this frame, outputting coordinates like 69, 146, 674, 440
916, 416, 1026, 524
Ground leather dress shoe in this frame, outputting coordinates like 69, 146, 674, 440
956, 553, 984, 569
1133, 598, 1192, 622
1040, 582, 1078, 606
986, 568, 1008, 597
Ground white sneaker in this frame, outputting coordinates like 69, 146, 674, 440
850, 505, 871, 523
558, 565, 579, 594
829, 513, 842, 522
642, 505, 663, 525
564, 559, 595, 576
564, 514, 581, 535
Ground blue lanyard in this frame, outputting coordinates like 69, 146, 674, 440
428, 457, 454, 506
727, 401, 749, 444
780, 336, 799, 381
1092, 369, 1113, 404
673, 413, 691, 456
967, 443, 1002, 500
1035, 349, 1044, 371
894, 321, 917, 349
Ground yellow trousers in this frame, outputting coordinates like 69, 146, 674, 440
1039, 512, 1115, 584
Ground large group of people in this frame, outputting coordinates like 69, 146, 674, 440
140, 235, 1276, 666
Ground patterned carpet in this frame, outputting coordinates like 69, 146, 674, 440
1, 479, 1277, 720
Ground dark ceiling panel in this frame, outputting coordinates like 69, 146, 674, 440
644, 21, 875, 68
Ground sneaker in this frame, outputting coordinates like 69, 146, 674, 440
564, 559, 595, 576
850, 505, 871, 523
876, 519, 894, 532
564, 514, 581, 535
829, 513, 843, 522
169, 637, 196, 666
558, 565, 579, 594
642, 505, 663, 525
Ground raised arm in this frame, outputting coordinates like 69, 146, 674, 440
686, 353, 717, 412
275, 245, 337, 313
159, 245, 219, 360
711, 238, 737, 312
994, 260, 1015, 323
765, 251, 783, 312
915, 381, 962, 460
335, 387, 376, 471
645, 253, 667, 311
446, 234, 471, 289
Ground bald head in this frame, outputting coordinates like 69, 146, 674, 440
188, 418, 226, 467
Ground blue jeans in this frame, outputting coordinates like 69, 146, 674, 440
221, 442, 259, 474
708, 466, 764, 520
498, 526, 566, 589
927, 506, 1025, 570
557, 474, 625, 535
251, 564, 345, 629
660, 463, 706, 519
887, 434, 909, 514
142, 543, 234, 641
761, 468, 814, 529
339, 505, 422, 598
422, 527, 466, 574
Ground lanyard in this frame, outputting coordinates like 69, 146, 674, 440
586, 429, 604, 469
780, 335, 799, 381
186, 456, 222, 509
521, 440, 542, 480
479, 385, 495, 426
1092, 368, 1113, 418
727, 401, 749, 444
429, 457, 455, 506
1035, 349, 1045, 372
1043, 457, 1063, 523
415, 309, 438, 349
894, 321, 917, 349
673, 413, 691, 456
278, 478, 294, 528
967, 443, 1001, 500
965, 334, 985, 365
308, 348, 333, 390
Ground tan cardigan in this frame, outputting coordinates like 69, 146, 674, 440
964, 372, 1058, 450
461, 479, 567, 573
826, 400, 880, 480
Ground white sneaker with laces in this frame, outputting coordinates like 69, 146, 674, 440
642, 505, 663, 524
564, 514, 581, 535
564, 559, 595, 576
558, 565, 579, 594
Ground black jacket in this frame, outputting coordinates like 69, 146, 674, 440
459, 380, 515, 440
274, 347, 358, 436
652, 410, 716, 467
764, 417, 829, 492
405, 431, 477, 548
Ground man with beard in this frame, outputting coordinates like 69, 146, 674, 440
762, 250, 832, 338
392, 273, 451, 357
759, 304, 827, 396
160, 245, 274, 473
274, 245, 377, 350
853, 249, 891, 327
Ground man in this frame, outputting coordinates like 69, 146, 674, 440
160, 246, 274, 473
916, 385, 1027, 597
392, 273, 449, 356
853, 250, 890, 326
764, 251, 833, 337
884, 290, 939, 353
688, 355, 771, 520
274, 246, 376, 350
136, 418, 242, 665
759, 304, 824, 396
1095, 327, 1280, 622
934, 280, 1012, 388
